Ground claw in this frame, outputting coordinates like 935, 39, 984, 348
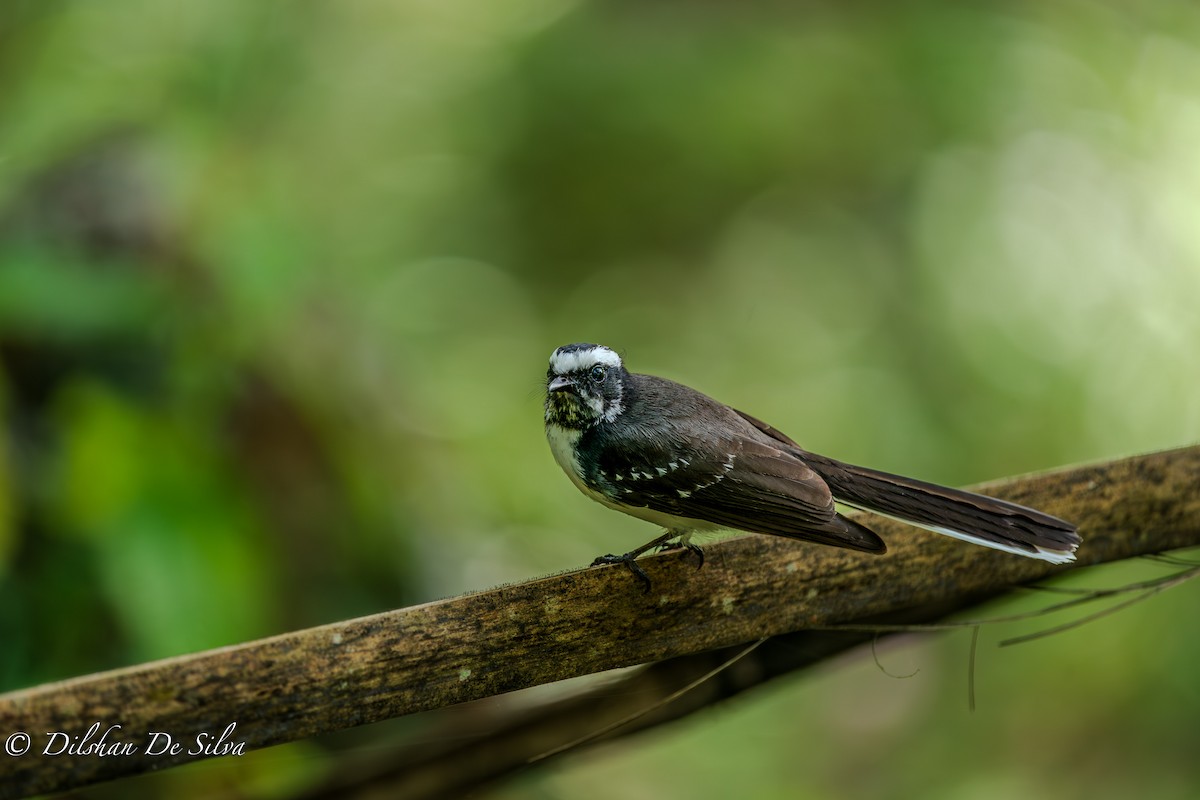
654, 540, 706, 569
591, 552, 652, 593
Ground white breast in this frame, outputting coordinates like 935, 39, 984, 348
545, 422, 722, 535
546, 424, 587, 489
545, 423, 626, 511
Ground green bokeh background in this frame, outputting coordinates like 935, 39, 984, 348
1, 2, 1198, 798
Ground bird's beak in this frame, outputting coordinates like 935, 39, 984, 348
547, 375, 575, 393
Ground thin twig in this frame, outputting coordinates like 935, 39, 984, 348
528, 638, 767, 764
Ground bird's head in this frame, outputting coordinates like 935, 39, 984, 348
544, 343, 627, 428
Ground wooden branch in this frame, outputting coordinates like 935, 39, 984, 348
1, 446, 1198, 798
295, 623, 921, 800
293, 595, 1003, 800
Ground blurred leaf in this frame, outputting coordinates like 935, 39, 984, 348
53, 381, 276, 657
0, 250, 165, 338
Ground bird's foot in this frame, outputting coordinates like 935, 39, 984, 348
590, 552, 653, 593
655, 540, 705, 569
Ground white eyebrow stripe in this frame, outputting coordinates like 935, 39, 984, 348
549, 346, 623, 373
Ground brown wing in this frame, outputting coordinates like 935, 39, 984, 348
613, 435, 886, 554
733, 408, 801, 446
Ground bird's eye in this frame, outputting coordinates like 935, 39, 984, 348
589, 365, 607, 383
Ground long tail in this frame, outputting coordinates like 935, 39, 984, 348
799, 451, 1081, 564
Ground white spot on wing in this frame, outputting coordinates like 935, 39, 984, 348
674, 453, 739, 497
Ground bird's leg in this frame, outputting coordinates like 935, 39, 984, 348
591, 531, 672, 592
591, 530, 702, 591
652, 532, 705, 569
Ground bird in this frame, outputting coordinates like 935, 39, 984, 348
543, 342, 1080, 588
